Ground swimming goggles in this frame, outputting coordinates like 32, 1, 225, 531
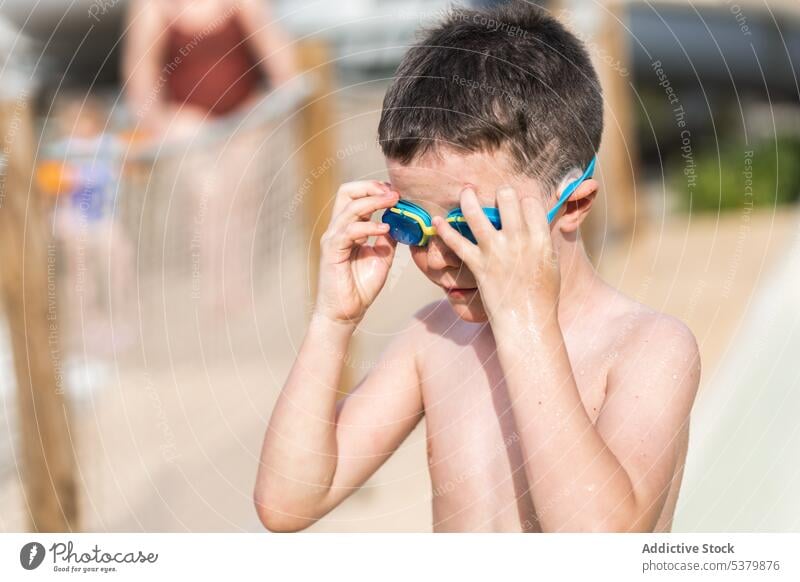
381, 156, 596, 246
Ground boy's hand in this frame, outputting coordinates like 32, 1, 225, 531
433, 186, 561, 324
314, 181, 399, 325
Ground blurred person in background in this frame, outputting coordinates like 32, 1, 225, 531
37, 95, 134, 357
121, 0, 297, 315
122, 0, 296, 137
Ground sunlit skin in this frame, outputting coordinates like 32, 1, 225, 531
256, 147, 701, 532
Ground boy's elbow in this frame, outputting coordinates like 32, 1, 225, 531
254, 498, 310, 532
255, 508, 307, 533
598, 517, 652, 533
253, 487, 318, 533
563, 502, 656, 532
597, 508, 657, 533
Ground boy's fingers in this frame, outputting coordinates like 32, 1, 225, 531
372, 230, 397, 250
433, 216, 479, 267
371, 233, 398, 267
495, 187, 522, 232
459, 187, 495, 246
331, 180, 391, 216
332, 191, 398, 231
336, 180, 390, 201
333, 221, 391, 251
521, 195, 549, 233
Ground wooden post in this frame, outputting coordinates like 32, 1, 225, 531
296, 40, 355, 392
554, 0, 640, 257
593, 0, 639, 249
297, 39, 339, 302
0, 96, 80, 531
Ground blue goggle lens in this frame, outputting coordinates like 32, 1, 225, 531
381, 206, 503, 246
382, 210, 424, 245
450, 221, 478, 244
446, 208, 502, 244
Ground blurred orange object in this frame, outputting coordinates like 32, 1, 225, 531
36, 161, 76, 197
118, 128, 151, 145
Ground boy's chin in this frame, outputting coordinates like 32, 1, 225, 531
446, 292, 489, 323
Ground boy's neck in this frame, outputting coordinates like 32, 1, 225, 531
556, 235, 606, 325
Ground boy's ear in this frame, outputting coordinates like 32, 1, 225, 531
557, 178, 598, 233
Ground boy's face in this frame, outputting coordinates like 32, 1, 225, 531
386, 148, 548, 324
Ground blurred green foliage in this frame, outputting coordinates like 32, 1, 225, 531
671, 136, 800, 212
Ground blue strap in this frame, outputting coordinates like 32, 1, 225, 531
546, 156, 597, 223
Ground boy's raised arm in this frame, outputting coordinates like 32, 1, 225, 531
254, 181, 424, 532
497, 310, 699, 532
591, 316, 700, 530
434, 185, 701, 532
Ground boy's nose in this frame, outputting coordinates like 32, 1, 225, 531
426, 236, 461, 270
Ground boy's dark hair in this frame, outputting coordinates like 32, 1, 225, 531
378, 1, 603, 196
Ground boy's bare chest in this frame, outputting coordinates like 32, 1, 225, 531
418, 322, 611, 425
417, 321, 616, 530
418, 321, 615, 485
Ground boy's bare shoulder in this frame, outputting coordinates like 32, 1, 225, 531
605, 291, 701, 395
617, 294, 698, 358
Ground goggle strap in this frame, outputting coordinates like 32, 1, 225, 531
546, 156, 597, 223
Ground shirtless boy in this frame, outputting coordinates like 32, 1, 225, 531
255, 2, 701, 532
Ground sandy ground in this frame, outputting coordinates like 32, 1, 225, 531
2, 84, 798, 532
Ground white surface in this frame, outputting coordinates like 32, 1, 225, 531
675, 223, 800, 531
